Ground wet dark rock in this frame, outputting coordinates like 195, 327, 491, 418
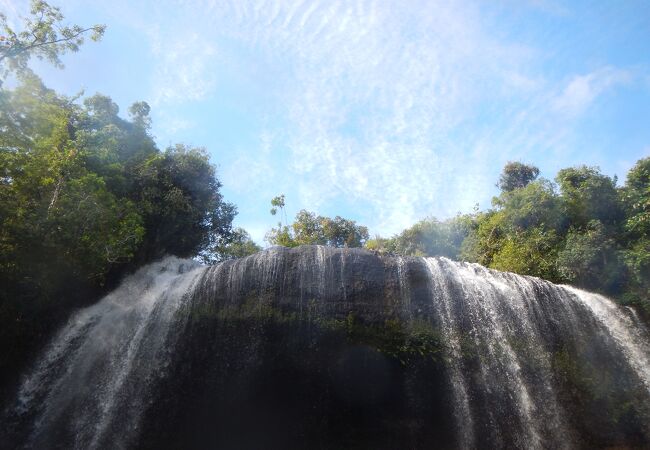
3, 246, 650, 449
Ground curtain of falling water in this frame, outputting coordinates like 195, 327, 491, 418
424, 257, 650, 449
7, 257, 206, 450
4, 247, 650, 449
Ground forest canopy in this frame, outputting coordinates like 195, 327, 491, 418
367, 159, 650, 315
0, 75, 237, 387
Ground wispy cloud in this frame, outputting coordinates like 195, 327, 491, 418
552, 67, 631, 117
184, 0, 546, 232
87, 0, 648, 236
148, 31, 218, 105
222, 151, 275, 195
155, 113, 194, 136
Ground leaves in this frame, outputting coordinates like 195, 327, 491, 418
379, 160, 648, 313
266, 208, 369, 248
205, 227, 261, 263
369, 216, 472, 259
0, 0, 105, 83
0, 74, 236, 328
496, 161, 540, 192
621, 157, 650, 236
556, 165, 623, 229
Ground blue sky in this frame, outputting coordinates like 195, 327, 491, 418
3, 0, 650, 243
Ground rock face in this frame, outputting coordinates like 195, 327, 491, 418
4, 246, 650, 449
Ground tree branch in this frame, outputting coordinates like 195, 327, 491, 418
0, 26, 99, 63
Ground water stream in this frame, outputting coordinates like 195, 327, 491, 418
4, 247, 649, 449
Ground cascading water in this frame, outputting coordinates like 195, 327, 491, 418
3, 246, 649, 449
3, 258, 207, 449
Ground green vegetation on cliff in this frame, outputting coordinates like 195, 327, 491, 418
368, 159, 650, 314
0, 77, 241, 391
266, 201, 370, 249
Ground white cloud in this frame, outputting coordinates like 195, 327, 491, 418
222, 152, 274, 194
148, 31, 218, 105
158, 115, 194, 135
90, 0, 645, 236
186, 0, 542, 233
552, 67, 631, 117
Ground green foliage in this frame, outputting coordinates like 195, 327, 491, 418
0, 77, 145, 282
621, 157, 650, 237
459, 211, 503, 266
342, 314, 443, 366
557, 220, 625, 293
269, 194, 285, 217
496, 161, 540, 192
366, 215, 472, 259
266, 207, 369, 248
134, 144, 236, 260
0, 76, 237, 386
619, 158, 650, 310
493, 179, 564, 232
291, 210, 324, 245
461, 179, 566, 280
490, 227, 561, 281
266, 224, 295, 247
128, 101, 151, 130
620, 238, 650, 311
556, 166, 622, 229
192, 299, 443, 368
387, 160, 648, 314
206, 227, 261, 263
320, 215, 370, 248
365, 235, 397, 254
0, 0, 105, 84
453, 164, 644, 298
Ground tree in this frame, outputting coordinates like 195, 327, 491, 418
493, 179, 564, 232
292, 210, 326, 245
134, 144, 237, 261
368, 216, 472, 259
0, 77, 236, 387
270, 194, 285, 215
621, 157, 650, 237
490, 226, 561, 281
374, 159, 647, 314
557, 220, 624, 294
556, 166, 623, 230
0, 0, 105, 84
460, 179, 565, 271
266, 206, 369, 248
206, 227, 261, 262
266, 194, 293, 246
128, 101, 151, 130
619, 158, 650, 309
621, 238, 650, 310
321, 215, 369, 248
1, 76, 237, 277
0, 76, 145, 282
365, 236, 397, 254
460, 211, 502, 266
496, 162, 540, 192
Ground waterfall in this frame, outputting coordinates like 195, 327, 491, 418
5, 257, 207, 449
3, 247, 650, 449
563, 286, 650, 391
